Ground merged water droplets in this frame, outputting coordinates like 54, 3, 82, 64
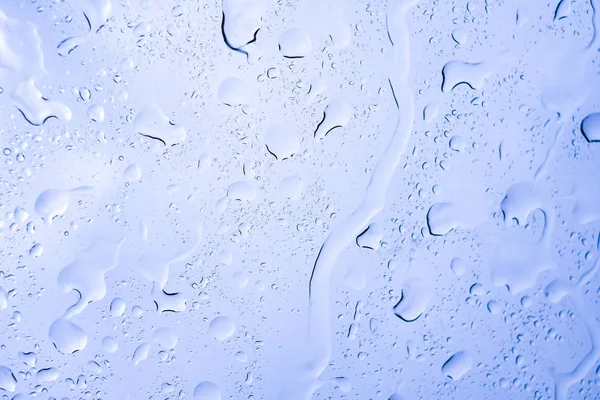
0, 366, 17, 392
314, 99, 352, 139
57, 0, 112, 56
221, 0, 264, 60
0, 10, 71, 125
34, 186, 94, 225
1, 0, 600, 399
133, 105, 187, 146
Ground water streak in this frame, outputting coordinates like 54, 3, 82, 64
279, 0, 417, 397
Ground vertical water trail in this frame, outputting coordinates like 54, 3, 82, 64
586, 0, 599, 50
279, 0, 417, 398
547, 2, 600, 396
550, 234, 600, 399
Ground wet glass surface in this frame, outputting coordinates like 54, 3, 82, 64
0, 0, 600, 399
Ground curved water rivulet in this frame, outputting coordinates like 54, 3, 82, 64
279, 0, 418, 398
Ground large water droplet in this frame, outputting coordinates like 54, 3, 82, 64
49, 317, 88, 354
133, 105, 187, 146
194, 381, 222, 400
218, 77, 251, 106
209, 316, 235, 341
278, 28, 312, 58
265, 123, 300, 160
0, 366, 17, 392
441, 351, 473, 380
581, 112, 600, 143
314, 99, 352, 139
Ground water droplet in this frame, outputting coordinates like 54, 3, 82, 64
134, 105, 187, 146
194, 381, 222, 400
124, 163, 142, 182
581, 112, 600, 143
344, 265, 366, 290
101, 336, 118, 353
29, 243, 43, 258
153, 327, 178, 349
487, 300, 500, 314
0, 286, 7, 310
450, 257, 466, 277
221, 0, 264, 59
441, 351, 473, 380
314, 99, 352, 139
264, 123, 299, 160
209, 316, 235, 341
49, 317, 88, 354
449, 136, 466, 152
110, 297, 126, 317
423, 103, 439, 123
36, 367, 59, 382
278, 28, 312, 58
87, 104, 105, 123
451, 28, 467, 45
18, 352, 37, 368
218, 77, 251, 106
132, 343, 150, 365
356, 223, 382, 250
0, 366, 17, 392
393, 282, 431, 322
227, 181, 257, 201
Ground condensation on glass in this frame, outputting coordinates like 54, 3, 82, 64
0, 0, 599, 399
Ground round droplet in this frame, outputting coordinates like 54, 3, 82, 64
450, 257, 466, 276
279, 176, 304, 201
49, 317, 88, 354
487, 300, 500, 314
194, 381, 222, 400
279, 28, 312, 58
235, 351, 248, 362
227, 181, 257, 201
520, 295, 532, 308
545, 280, 569, 303
209, 316, 235, 341
218, 77, 251, 106
124, 163, 142, 182
423, 103, 439, 123
102, 336, 118, 353
35, 189, 69, 224
131, 305, 143, 317
581, 112, 600, 143
133, 22, 150, 37
110, 297, 126, 317
264, 123, 300, 160
442, 351, 473, 380
469, 283, 484, 296
88, 104, 105, 123
451, 28, 467, 45
0, 365, 17, 392
449, 136, 466, 152
29, 243, 43, 258
153, 327, 178, 349
232, 271, 248, 288
79, 87, 91, 101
